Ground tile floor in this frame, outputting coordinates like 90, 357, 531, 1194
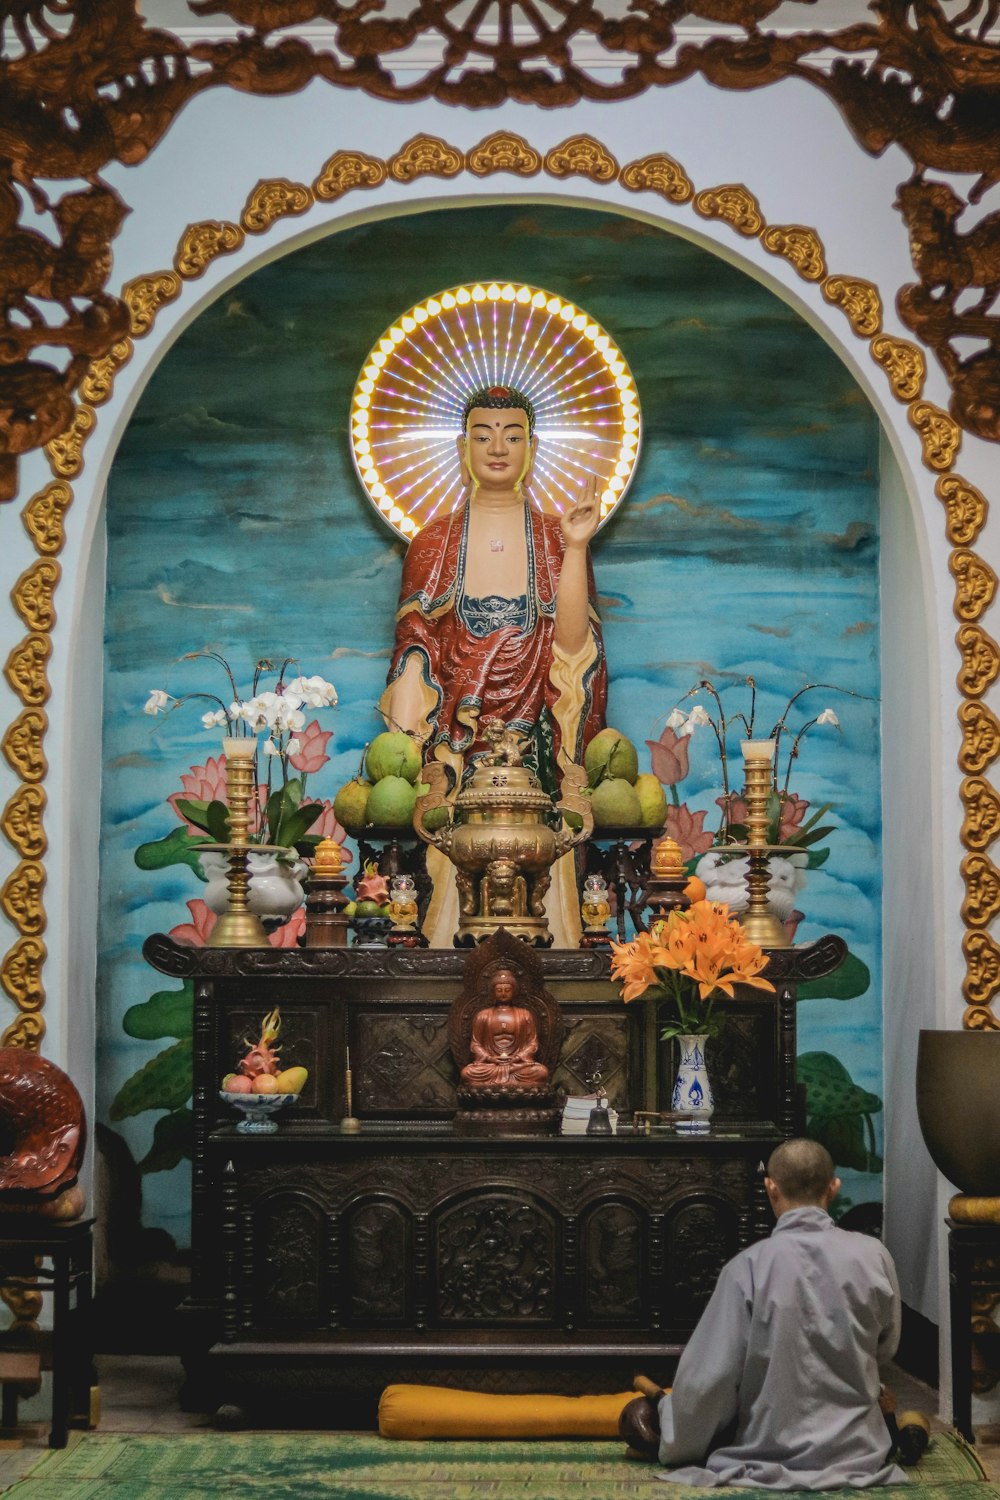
0, 1358, 996, 1492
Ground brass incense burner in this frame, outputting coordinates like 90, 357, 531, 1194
415, 717, 592, 946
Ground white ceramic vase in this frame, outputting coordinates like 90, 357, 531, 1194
671, 1033, 714, 1134
200, 850, 308, 920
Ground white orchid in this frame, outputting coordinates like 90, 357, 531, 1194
262, 738, 281, 757
816, 708, 839, 727
144, 689, 171, 715
666, 707, 687, 731
201, 709, 228, 729
288, 674, 338, 708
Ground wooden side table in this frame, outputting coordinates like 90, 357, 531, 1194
0, 1216, 95, 1447
947, 1218, 1000, 1444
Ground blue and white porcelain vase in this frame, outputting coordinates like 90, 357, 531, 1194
671, 1033, 714, 1134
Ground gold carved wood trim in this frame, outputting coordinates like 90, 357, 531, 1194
3, 127, 999, 1035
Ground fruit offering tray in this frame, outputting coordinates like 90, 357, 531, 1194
218, 1090, 297, 1134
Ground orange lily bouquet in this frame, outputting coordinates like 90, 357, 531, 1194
610, 899, 775, 1041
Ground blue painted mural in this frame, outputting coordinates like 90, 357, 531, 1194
99, 203, 881, 1247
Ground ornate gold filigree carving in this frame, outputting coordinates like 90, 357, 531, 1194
0, 936, 46, 1012
544, 136, 618, 183
962, 777, 1000, 853
937, 475, 989, 548
11, 561, 59, 633
174, 221, 245, 280
1, 786, 47, 861
951, 549, 999, 623
21, 481, 73, 558
467, 132, 542, 178
869, 333, 926, 403
821, 275, 883, 337
389, 136, 463, 183
241, 179, 312, 234
1, 710, 47, 784
620, 153, 693, 203
4, 635, 51, 709
959, 700, 1000, 775
693, 185, 763, 237
313, 150, 388, 201
909, 400, 963, 471
964, 1003, 1000, 1032
964, 930, 1000, 1007
0, 862, 46, 939
962, 853, 1000, 929
123, 272, 182, 337
45, 405, 94, 478
759, 224, 826, 281
0, 1013, 44, 1050
957, 624, 1000, 698
79, 338, 134, 407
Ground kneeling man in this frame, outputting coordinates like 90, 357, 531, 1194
652, 1139, 907, 1489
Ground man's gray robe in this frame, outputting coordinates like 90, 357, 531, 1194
656, 1206, 908, 1490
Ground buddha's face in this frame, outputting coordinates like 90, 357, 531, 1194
491, 970, 518, 1004
459, 407, 535, 494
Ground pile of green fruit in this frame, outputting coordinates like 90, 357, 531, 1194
333, 731, 426, 833
584, 727, 667, 830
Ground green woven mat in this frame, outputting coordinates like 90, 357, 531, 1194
1, 1430, 989, 1500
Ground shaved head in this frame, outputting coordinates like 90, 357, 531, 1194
766, 1139, 836, 1205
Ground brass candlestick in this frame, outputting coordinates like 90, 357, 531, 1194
738, 739, 791, 949
207, 737, 269, 949
341, 1046, 361, 1133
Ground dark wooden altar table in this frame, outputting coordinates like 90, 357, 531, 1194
143, 935, 843, 1423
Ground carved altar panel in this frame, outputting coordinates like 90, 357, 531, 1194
252, 1193, 325, 1327
435, 1192, 557, 1325
552, 1013, 629, 1109
581, 1198, 645, 1325
345, 1198, 410, 1325
665, 1196, 741, 1331
354, 1012, 456, 1115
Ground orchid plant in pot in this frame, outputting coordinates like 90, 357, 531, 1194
611, 896, 774, 1132
139, 654, 340, 922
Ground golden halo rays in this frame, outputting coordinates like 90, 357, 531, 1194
350, 281, 641, 538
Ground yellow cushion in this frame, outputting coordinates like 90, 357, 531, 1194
378, 1383, 635, 1440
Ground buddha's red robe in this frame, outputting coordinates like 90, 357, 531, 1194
385, 502, 607, 779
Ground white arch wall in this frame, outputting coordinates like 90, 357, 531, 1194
2, 75, 991, 1379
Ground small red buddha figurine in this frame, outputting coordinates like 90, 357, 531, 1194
460, 968, 550, 1090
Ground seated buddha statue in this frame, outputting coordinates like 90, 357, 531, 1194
460, 969, 550, 1091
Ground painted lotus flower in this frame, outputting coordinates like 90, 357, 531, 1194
664, 803, 715, 862
645, 726, 690, 787
288, 720, 333, 775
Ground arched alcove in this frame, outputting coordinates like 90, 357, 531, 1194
86, 196, 917, 1254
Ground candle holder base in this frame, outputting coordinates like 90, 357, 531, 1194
340, 1116, 362, 1134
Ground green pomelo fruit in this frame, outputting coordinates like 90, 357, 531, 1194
421, 804, 451, 833
366, 774, 418, 827
344, 901, 357, 917
354, 899, 383, 917
365, 731, 423, 785
584, 727, 639, 786
634, 772, 668, 828
333, 777, 372, 834
591, 777, 642, 827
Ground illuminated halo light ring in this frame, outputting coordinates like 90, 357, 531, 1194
350, 281, 642, 540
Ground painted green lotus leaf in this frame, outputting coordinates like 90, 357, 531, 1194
798, 1051, 883, 1175
137, 1107, 194, 1175
796, 952, 871, 1002
123, 983, 193, 1041
110, 1038, 193, 1121
134, 825, 208, 878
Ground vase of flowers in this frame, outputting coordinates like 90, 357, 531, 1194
141, 655, 339, 932
610, 897, 775, 1132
